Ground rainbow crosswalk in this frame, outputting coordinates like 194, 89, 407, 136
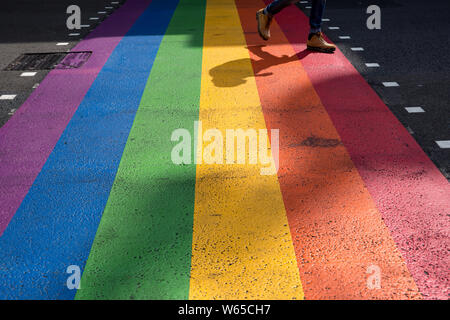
0, 0, 448, 300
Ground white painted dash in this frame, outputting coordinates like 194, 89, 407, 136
20, 72, 37, 77
365, 63, 380, 67
328, 26, 340, 30
435, 140, 450, 149
81, 24, 90, 28
68, 33, 80, 36
305, 6, 311, 9
339, 36, 351, 39
0, 94, 17, 100
98, 11, 106, 14
89, 17, 99, 20
351, 47, 364, 51
405, 107, 425, 113
322, 18, 330, 22
382, 82, 400, 87
56, 42, 69, 46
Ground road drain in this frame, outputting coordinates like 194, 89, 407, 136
4, 51, 92, 71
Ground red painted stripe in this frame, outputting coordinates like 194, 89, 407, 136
266, 2, 450, 299
237, 0, 421, 300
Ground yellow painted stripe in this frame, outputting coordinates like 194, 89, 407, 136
188, 0, 304, 299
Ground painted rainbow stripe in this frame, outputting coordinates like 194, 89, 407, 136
0, 0, 448, 300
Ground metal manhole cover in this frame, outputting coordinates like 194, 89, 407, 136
4, 51, 92, 71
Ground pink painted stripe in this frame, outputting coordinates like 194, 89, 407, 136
0, 0, 152, 235
269, 4, 450, 299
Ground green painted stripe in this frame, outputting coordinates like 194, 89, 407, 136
76, 0, 206, 300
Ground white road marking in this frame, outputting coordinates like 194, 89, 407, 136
32, 83, 40, 89
405, 107, 425, 113
20, 72, 37, 77
81, 24, 90, 28
339, 35, 351, 39
299, 1, 308, 3
351, 47, 364, 51
0, 95, 17, 100
328, 26, 340, 30
305, 6, 311, 9
98, 11, 106, 14
56, 42, 69, 46
322, 18, 330, 22
68, 33, 80, 36
435, 140, 450, 148
105, 6, 113, 9
382, 82, 400, 87
365, 63, 380, 67
89, 17, 99, 20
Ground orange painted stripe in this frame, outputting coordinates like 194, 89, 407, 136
236, 0, 421, 299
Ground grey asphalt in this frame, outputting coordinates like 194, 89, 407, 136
296, 0, 450, 179
0, 0, 125, 127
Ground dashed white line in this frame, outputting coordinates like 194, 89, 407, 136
0, 95, 17, 100
339, 35, 351, 39
328, 26, 340, 30
98, 11, 107, 14
20, 72, 37, 77
81, 24, 90, 28
68, 33, 80, 36
365, 63, 380, 67
32, 83, 40, 89
299, 1, 308, 3
382, 82, 399, 87
105, 6, 113, 9
56, 42, 69, 46
111, 1, 119, 4
405, 107, 425, 113
351, 47, 364, 51
435, 140, 450, 149
322, 18, 330, 22
89, 17, 99, 20
305, 6, 311, 9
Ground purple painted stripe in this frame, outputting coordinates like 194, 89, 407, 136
0, 0, 152, 235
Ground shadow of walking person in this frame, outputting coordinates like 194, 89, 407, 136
209, 45, 312, 87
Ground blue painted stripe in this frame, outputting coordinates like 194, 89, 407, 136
0, 0, 179, 300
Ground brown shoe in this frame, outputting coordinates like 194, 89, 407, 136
307, 32, 336, 53
256, 9, 272, 41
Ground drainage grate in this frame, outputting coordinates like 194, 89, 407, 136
4, 51, 92, 71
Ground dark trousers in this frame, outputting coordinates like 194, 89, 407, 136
265, 0, 326, 33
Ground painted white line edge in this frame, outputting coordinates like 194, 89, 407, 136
382, 82, 400, 87
405, 107, 425, 113
20, 72, 37, 77
0, 95, 17, 100
435, 140, 450, 148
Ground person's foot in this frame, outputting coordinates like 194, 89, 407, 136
307, 32, 336, 53
256, 9, 272, 41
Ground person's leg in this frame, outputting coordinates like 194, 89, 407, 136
306, 0, 336, 53
309, 0, 326, 34
257, 0, 297, 41
264, 0, 298, 17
